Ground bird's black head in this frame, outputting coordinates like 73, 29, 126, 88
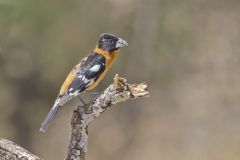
98, 33, 128, 52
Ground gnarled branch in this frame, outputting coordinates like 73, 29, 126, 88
0, 138, 42, 160
0, 74, 149, 160
66, 74, 149, 160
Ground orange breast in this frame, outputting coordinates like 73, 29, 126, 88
86, 48, 118, 90
59, 48, 119, 94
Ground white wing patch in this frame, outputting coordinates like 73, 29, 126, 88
89, 64, 100, 72
69, 90, 79, 96
84, 78, 90, 83
77, 74, 91, 84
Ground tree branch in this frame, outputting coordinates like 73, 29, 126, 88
0, 138, 42, 160
0, 74, 149, 160
66, 74, 149, 160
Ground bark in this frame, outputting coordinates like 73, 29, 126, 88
66, 74, 149, 160
0, 138, 42, 160
0, 74, 149, 160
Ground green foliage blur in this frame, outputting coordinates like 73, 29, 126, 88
1, 0, 240, 159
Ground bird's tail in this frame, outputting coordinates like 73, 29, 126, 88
39, 103, 61, 132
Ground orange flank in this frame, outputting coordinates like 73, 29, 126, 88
59, 69, 77, 95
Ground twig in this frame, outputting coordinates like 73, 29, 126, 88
66, 74, 149, 160
0, 138, 42, 160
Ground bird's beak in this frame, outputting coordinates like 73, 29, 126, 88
116, 38, 128, 48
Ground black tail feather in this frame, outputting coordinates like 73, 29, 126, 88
39, 104, 61, 132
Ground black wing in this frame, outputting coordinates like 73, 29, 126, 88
67, 53, 106, 95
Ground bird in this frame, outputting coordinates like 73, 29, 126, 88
39, 33, 128, 132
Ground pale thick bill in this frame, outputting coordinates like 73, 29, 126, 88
116, 38, 128, 48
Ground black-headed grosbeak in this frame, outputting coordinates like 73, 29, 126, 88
40, 33, 128, 132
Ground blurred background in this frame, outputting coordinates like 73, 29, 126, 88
0, 0, 240, 159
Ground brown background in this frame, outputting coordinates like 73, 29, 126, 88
0, 0, 240, 159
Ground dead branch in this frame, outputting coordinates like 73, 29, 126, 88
66, 74, 149, 160
0, 74, 149, 160
0, 138, 42, 160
